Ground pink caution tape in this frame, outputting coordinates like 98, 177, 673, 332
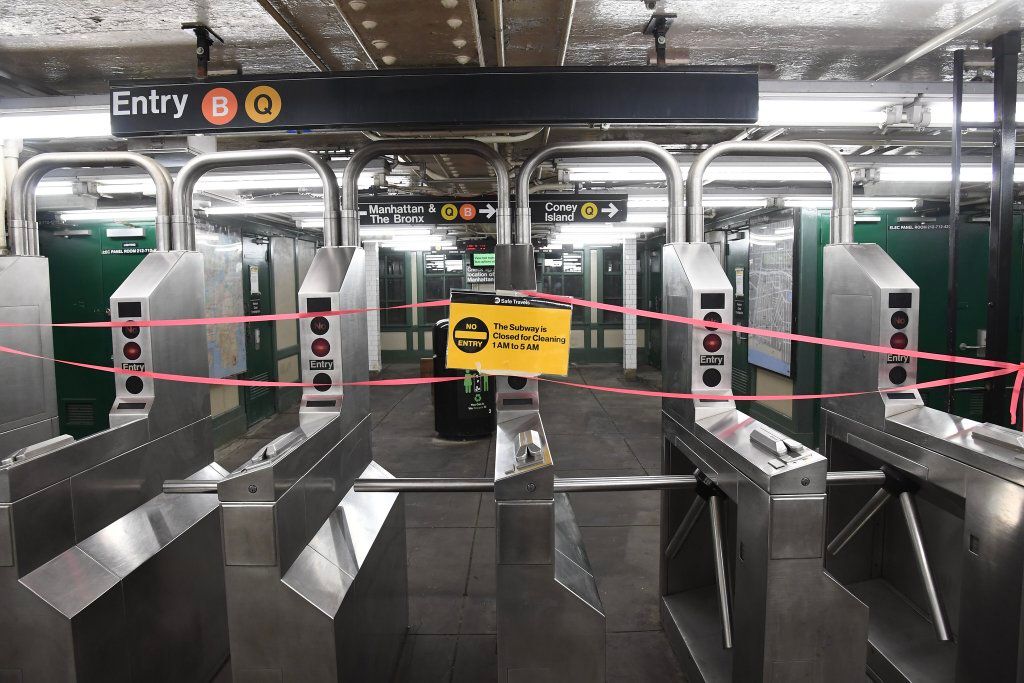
0, 299, 450, 329
1, 289, 1022, 423
0, 344, 462, 389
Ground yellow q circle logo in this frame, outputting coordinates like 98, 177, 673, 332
580, 202, 599, 220
245, 85, 282, 124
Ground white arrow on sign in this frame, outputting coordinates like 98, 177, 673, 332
600, 203, 619, 219
481, 203, 497, 220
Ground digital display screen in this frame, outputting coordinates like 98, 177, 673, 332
306, 297, 332, 313
117, 301, 142, 318
700, 292, 726, 310
472, 253, 495, 267
889, 292, 912, 309
305, 399, 338, 408
115, 402, 146, 409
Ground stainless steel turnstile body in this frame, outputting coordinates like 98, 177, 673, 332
493, 376, 606, 681
660, 241, 869, 682
218, 246, 407, 682
0, 249, 228, 681
822, 242, 1024, 682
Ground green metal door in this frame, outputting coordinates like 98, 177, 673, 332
242, 236, 275, 425
39, 223, 155, 438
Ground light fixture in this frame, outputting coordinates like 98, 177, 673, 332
361, 19, 377, 29
446, 17, 463, 29
59, 208, 156, 221
382, 55, 397, 65
557, 224, 658, 233
456, 55, 470, 65
204, 201, 326, 215
348, 0, 366, 9
441, 0, 458, 7
783, 196, 920, 209
877, 165, 1024, 183
371, 39, 389, 50
0, 111, 111, 140
452, 37, 467, 48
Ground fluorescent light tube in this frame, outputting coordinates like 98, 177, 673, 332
0, 111, 111, 139
59, 208, 156, 221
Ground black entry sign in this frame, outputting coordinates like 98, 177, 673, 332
109, 67, 758, 136
359, 194, 628, 226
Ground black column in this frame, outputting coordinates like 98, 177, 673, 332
983, 31, 1020, 425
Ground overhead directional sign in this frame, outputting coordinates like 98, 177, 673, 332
108, 67, 758, 136
530, 196, 625, 223
358, 194, 628, 226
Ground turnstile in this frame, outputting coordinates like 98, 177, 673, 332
0, 152, 228, 681
164, 148, 407, 682
659, 240, 869, 682
821, 240, 1024, 682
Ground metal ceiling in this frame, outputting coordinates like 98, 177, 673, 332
2, 0, 1023, 217
3, 0, 1022, 93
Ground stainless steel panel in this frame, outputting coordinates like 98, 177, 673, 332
0, 256, 56, 453
494, 410, 554, 502
661, 242, 736, 430
497, 501, 554, 565
9, 478, 75, 576
821, 243, 922, 429
769, 496, 825, 560
222, 503, 277, 566
20, 545, 120, 619
0, 506, 11, 567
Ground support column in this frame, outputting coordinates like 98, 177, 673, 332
623, 236, 638, 379
983, 30, 1020, 424
364, 240, 382, 374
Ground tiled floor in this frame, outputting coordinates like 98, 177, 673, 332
213, 363, 685, 682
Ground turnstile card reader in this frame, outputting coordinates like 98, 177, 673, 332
0, 249, 227, 682
219, 246, 407, 682
660, 241, 869, 683
822, 242, 1024, 682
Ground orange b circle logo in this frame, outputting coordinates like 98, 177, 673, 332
459, 203, 477, 221
202, 88, 238, 125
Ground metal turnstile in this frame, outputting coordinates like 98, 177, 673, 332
821, 240, 1024, 682
659, 240, 869, 683
162, 148, 407, 682
0, 152, 228, 681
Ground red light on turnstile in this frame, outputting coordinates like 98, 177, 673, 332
702, 334, 722, 353
890, 332, 908, 350
122, 322, 140, 339
310, 316, 330, 336
703, 312, 722, 330
123, 342, 142, 360
311, 338, 331, 357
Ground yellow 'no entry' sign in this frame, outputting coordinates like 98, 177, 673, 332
446, 290, 572, 376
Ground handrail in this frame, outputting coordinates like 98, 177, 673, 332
172, 149, 339, 251
9, 152, 173, 254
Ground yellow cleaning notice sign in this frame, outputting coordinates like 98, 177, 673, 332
446, 290, 572, 376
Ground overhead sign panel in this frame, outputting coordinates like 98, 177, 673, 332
109, 67, 758, 136
358, 194, 628, 225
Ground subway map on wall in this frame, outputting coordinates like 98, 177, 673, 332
196, 220, 247, 378
747, 217, 795, 377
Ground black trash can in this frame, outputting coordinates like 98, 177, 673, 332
432, 319, 495, 439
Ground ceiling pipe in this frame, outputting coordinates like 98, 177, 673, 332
174, 149, 340, 250
9, 152, 173, 256
254, 0, 332, 72
516, 141, 684, 243
866, 0, 1020, 80
343, 140, 511, 245
687, 141, 854, 244
469, 0, 486, 66
493, 0, 506, 66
